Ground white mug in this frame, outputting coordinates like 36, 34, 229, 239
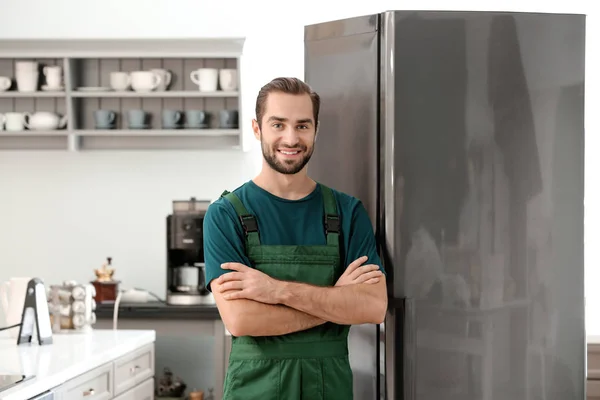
43, 65, 63, 89
110, 71, 131, 91
190, 68, 218, 92
15, 61, 39, 92
0, 77, 11, 92
16, 71, 38, 92
219, 69, 238, 91
130, 71, 162, 92
5, 112, 27, 131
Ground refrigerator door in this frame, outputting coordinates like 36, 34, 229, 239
383, 10, 586, 400
305, 14, 382, 400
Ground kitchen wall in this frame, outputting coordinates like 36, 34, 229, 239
0, 0, 598, 332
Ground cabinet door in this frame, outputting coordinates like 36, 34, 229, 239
113, 344, 154, 396
60, 363, 113, 400
112, 378, 154, 400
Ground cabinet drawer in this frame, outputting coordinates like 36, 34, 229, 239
113, 377, 154, 400
114, 343, 154, 396
60, 363, 113, 400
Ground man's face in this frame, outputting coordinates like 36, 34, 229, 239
254, 92, 317, 175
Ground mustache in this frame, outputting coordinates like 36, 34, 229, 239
275, 145, 307, 151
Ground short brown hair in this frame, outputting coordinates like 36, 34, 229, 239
255, 77, 320, 129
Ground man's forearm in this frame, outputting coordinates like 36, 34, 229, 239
276, 279, 387, 325
220, 298, 326, 337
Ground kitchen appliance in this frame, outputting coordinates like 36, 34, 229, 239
167, 197, 215, 305
305, 11, 585, 400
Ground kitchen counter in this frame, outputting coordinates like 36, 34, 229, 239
93, 304, 228, 400
0, 329, 155, 400
95, 300, 221, 320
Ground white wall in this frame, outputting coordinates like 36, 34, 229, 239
0, 0, 597, 332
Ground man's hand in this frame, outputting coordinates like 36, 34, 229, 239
215, 263, 282, 304
335, 256, 383, 287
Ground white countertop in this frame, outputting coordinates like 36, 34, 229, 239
0, 329, 155, 400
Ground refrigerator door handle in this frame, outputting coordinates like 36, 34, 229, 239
381, 11, 398, 297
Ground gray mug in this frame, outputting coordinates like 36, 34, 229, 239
185, 110, 210, 129
128, 109, 148, 129
162, 110, 183, 129
219, 109, 238, 129
94, 110, 117, 129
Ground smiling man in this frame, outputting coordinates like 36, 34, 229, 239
203, 77, 388, 400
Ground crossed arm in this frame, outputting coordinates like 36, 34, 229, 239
211, 284, 325, 337
211, 256, 387, 337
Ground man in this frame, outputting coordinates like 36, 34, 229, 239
203, 77, 388, 400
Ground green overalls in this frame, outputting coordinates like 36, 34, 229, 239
220, 184, 353, 400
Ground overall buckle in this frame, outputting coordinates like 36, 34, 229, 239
325, 214, 339, 234
239, 215, 258, 233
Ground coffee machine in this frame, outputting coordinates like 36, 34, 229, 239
166, 197, 215, 305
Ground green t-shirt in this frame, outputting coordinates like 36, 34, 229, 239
203, 180, 384, 291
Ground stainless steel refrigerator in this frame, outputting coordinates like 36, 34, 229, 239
304, 10, 586, 400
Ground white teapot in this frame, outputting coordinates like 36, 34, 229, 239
0, 277, 30, 338
24, 111, 67, 130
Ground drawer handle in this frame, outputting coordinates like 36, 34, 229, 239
129, 365, 141, 374
83, 388, 95, 396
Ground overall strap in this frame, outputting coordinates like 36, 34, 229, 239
220, 190, 261, 247
319, 184, 340, 247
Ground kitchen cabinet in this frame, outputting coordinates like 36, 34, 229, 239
55, 343, 154, 400
95, 302, 226, 400
0, 38, 245, 151
0, 330, 155, 400
113, 343, 154, 396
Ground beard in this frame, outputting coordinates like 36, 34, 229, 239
260, 134, 314, 175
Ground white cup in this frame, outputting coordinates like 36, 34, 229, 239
110, 71, 131, 91
16, 71, 38, 92
190, 68, 218, 92
15, 61, 39, 92
5, 112, 27, 131
0, 77, 11, 92
219, 69, 238, 91
43, 65, 63, 89
130, 71, 162, 92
